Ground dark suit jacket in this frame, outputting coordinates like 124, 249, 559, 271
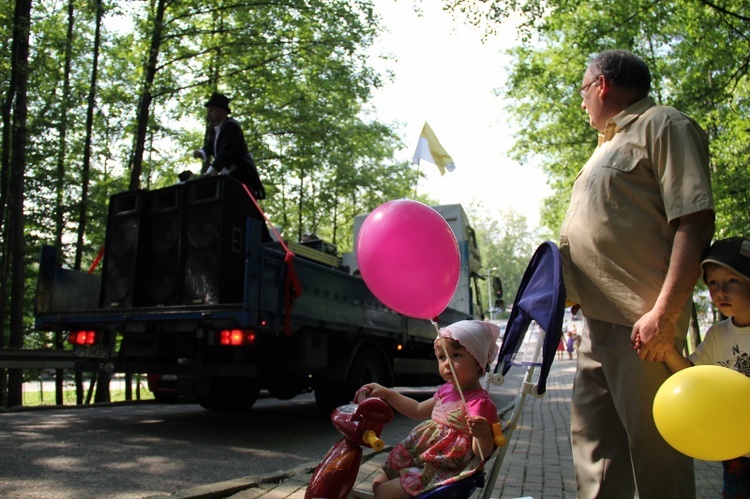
203, 118, 266, 199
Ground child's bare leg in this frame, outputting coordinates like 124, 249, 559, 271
373, 477, 410, 499
371, 472, 388, 491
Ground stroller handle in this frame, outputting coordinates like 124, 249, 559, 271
492, 422, 508, 447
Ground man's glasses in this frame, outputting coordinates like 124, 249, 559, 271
578, 77, 600, 99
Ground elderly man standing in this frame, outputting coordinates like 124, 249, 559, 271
560, 49, 715, 498
192, 92, 266, 200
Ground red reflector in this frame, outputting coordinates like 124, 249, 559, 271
219, 329, 256, 346
69, 330, 96, 346
220, 330, 231, 345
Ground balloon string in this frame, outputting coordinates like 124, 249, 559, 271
431, 320, 484, 461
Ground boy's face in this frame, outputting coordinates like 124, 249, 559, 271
705, 263, 750, 327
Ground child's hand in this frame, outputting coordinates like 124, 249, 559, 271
633, 332, 642, 353
467, 415, 496, 459
360, 383, 390, 401
466, 415, 492, 440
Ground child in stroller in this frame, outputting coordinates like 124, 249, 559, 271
361, 320, 501, 498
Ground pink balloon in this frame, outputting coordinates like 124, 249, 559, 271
356, 200, 460, 319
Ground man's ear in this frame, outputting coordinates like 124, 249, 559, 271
596, 74, 610, 97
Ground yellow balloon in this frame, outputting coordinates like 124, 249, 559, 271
653, 365, 750, 461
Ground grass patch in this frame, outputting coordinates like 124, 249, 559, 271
21, 380, 155, 407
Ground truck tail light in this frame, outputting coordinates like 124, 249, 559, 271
219, 329, 256, 346
68, 330, 97, 345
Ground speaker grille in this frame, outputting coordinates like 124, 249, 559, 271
100, 177, 259, 308
136, 185, 184, 306
100, 190, 145, 308
182, 176, 253, 305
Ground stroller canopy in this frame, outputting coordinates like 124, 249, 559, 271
494, 241, 566, 394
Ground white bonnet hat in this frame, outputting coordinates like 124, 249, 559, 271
436, 320, 500, 370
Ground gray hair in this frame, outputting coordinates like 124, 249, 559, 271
589, 50, 651, 99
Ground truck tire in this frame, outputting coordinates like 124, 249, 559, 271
198, 377, 260, 412
152, 391, 178, 403
314, 347, 392, 414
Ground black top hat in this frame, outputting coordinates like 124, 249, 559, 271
205, 93, 231, 113
701, 237, 750, 282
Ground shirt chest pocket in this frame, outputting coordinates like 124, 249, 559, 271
587, 152, 657, 208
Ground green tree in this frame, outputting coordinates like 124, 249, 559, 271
2, 0, 32, 408
0, 0, 424, 406
467, 202, 551, 312
118, 0, 414, 240
447, 0, 750, 236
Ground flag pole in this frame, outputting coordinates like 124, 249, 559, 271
413, 161, 420, 198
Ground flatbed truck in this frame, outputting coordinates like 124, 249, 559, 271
34, 175, 490, 412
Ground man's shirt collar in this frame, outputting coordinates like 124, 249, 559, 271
598, 97, 655, 146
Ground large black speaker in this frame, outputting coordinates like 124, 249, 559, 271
135, 184, 184, 306
100, 190, 145, 308
181, 176, 256, 305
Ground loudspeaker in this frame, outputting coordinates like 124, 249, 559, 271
181, 176, 255, 305
100, 190, 145, 308
135, 184, 184, 306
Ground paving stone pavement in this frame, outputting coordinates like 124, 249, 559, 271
160, 359, 724, 499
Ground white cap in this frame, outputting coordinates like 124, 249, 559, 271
437, 320, 500, 369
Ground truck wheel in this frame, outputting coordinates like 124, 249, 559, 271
315, 347, 392, 414
199, 378, 259, 412
152, 391, 178, 403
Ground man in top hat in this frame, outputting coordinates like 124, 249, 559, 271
192, 92, 266, 200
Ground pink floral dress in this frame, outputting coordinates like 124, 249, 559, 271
382, 384, 498, 496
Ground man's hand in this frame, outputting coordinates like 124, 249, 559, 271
631, 309, 677, 362
633, 210, 714, 362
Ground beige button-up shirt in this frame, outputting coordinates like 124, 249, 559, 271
559, 97, 713, 330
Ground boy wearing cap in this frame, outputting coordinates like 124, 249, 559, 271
661, 237, 750, 497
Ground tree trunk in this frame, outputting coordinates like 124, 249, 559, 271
94, 370, 111, 404
129, 0, 167, 191
55, 332, 65, 405
74, 0, 103, 271
125, 372, 133, 401
55, 0, 75, 260
6, 0, 33, 407
53, 0, 77, 407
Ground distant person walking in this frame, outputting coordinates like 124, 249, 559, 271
565, 331, 576, 360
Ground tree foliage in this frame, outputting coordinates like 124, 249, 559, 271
466, 202, 552, 313
4, 0, 418, 273
447, 0, 750, 236
0, 0, 423, 401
